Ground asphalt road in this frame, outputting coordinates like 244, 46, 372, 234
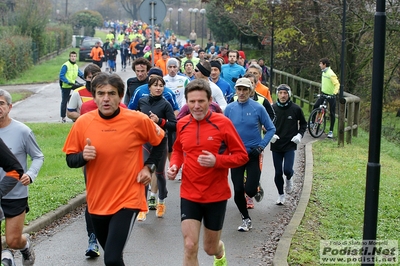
2, 57, 308, 265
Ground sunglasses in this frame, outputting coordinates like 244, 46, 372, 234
194, 69, 199, 72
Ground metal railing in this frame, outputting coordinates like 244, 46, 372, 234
271, 68, 361, 146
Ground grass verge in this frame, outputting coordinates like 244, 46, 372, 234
288, 130, 400, 265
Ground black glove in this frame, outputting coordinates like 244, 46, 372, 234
248, 146, 263, 158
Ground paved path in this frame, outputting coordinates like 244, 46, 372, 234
1, 56, 314, 265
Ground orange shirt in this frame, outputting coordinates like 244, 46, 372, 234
63, 108, 165, 215
155, 57, 169, 76
90, 47, 104, 61
255, 82, 273, 103
129, 41, 138, 54
153, 51, 162, 64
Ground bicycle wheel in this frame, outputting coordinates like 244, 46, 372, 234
308, 108, 326, 138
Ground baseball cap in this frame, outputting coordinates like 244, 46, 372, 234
235, 78, 252, 89
155, 44, 161, 49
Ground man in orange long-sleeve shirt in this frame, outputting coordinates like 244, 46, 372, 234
63, 73, 166, 265
90, 41, 104, 68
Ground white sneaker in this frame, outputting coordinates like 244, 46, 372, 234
238, 218, 252, 232
21, 234, 35, 266
286, 178, 293, 194
2, 249, 16, 266
327, 131, 333, 138
276, 194, 285, 205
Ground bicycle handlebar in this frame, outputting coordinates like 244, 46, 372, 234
316, 93, 335, 99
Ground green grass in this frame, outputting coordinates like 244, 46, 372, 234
25, 123, 85, 222
288, 130, 400, 265
4, 48, 85, 85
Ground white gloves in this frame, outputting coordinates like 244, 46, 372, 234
291, 133, 302, 144
271, 134, 280, 143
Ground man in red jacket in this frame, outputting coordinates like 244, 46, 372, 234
167, 79, 248, 266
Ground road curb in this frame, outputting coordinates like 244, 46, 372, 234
272, 140, 317, 266
23, 192, 87, 235
1, 193, 86, 247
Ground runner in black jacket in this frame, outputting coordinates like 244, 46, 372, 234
137, 76, 177, 220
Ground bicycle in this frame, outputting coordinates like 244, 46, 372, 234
308, 94, 334, 138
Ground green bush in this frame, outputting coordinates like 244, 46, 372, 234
0, 35, 33, 82
0, 24, 73, 83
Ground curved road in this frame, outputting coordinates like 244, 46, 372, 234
2, 59, 310, 265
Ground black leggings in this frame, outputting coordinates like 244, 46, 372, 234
142, 140, 168, 200
230, 154, 262, 220
90, 208, 138, 266
272, 150, 295, 195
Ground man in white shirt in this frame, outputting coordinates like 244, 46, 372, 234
163, 58, 190, 109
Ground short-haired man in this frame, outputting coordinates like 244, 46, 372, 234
314, 58, 340, 138
167, 79, 248, 266
246, 64, 273, 103
221, 50, 246, 92
225, 78, 275, 232
67, 64, 101, 121
180, 47, 200, 73
198, 49, 207, 62
59, 51, 84, 123
89, 41, 104, 68
164, 58, 190, 109
217, 47, 229, 64
0, 89, 44, 266
209, 60, 233, 102
193, 61, 227, 111
183, 60, 195, 81
125, 57, 152, 105
63, 73, 166, 265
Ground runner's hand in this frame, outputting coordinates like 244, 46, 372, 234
83, 138, 96, 161
167, 165, 178, 180
197, 150, 216, 167
270, 134, 280, 143
291, 133, 302, 144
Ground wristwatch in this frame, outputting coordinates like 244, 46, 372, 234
145, 164, 156, 174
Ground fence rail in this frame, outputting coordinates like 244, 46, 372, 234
271, 68, 361, 146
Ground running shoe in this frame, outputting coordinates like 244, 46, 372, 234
85, 233, 100, 257
276, 194, 285, 205
238, 218, 252, 232
21, 234, 35, 266
286, 178, 293, 194
213, 242, 227, 266
61, 117, 66, 123
148, 196, 157, 210
254, 183, 264, 202
2, 249, 16, 266
327, 131, 333, 138
246, 195, 254, 209
156, 203, 166, 218
137, 211, 147, 221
